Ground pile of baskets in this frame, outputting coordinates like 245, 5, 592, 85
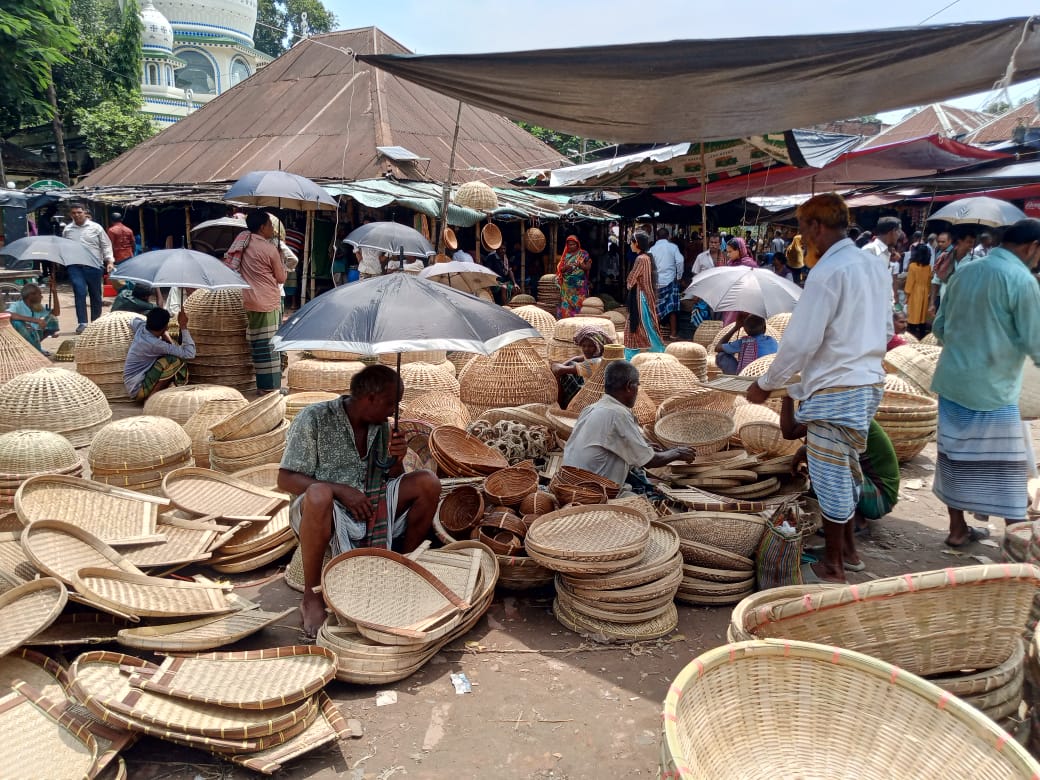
183, 290, 256, 393
206, 394, 288, 474
884, 343, 941, 397
73, 312, 144, 402
633, 354, 700, 406
287, 358, 366, 393
429, 425, 509, 477
457, 342, 556, 418
0, 430, 82, 513
0, 367, 112, 448
143, 384, 247, 425
547, 317, 616, 363
665, 341, 708, 381
536, 274, 561, 314
579, 296, 604, 316
182, 397, 250, 469
402, 392, 472, 430
664, 450, 797, 503
0, 312, 50, 386
548, 465, 621, 505
875, 391, 938, 462
87, 416, 194, 496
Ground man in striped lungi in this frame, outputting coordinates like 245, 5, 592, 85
748, 193, 892, 583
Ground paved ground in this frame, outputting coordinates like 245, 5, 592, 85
25, 284, 1037, 779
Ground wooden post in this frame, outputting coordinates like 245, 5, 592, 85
699, 145, 709, 244
549, 225, 557, 271
139, 208, 146, 251
184, 206, 192, 249
520, 220, 527, 294
437, 101, 464, 254
303, 211, 314, 303
475, 219, 481, 260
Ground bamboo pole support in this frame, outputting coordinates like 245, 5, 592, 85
184, 206, 192, 249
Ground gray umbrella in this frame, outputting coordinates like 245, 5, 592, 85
190, 216, 247, 254
344, 222, 436, 259
224, 170, 338, 211
928, 196, 1027, 228
109, 249, 250, 290
0, 235, 98, 267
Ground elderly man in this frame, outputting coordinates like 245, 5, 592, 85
278, 365, 441, 636
930, 219, 1040, 546
748, 193, 892, 582
62, 203, 114, 333
563, 360, 693, 489
649, 228, 685, 340
123, 308, 196, 401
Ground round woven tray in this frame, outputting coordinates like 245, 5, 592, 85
525, 505, 649, 562
0, 430, 79, 477
0, 577, 68, 657
429, 426, 509, 476
210, 445, 286, 474
665, 512, 769, 558
0, 368, 112, 447
287, 359, 366, 393
210, 393, 285, 442
209, 419, 289, 460
143, 385, 247, 425
483, 465, 538, 507
654, 409, 734, 452
553, 596, 678, 643
88, 416, 193, 472
458, 342, 556, 413
401, 392, 471, 430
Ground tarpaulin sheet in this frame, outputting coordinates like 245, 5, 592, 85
359, 18, 1040, 144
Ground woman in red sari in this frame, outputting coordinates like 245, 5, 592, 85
624, 230, 664, 353
556, 235, 592, 318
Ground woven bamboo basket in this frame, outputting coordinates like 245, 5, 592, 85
663, 639, 1040, 779
309, 349, 364, 361
183, 398, 249, 468
378, 350, 448, 367
508, 294, 536, 307
143, 385, 247, 426
665, 342, 708, 380
210, 393, 285, 441
692, 321, 723, 349
430, 425, 509, 477
52, 337, 76, 363
664, 511, 769, 558
88, 416, 193, 472
285, 391, 339, 421
445, 352, 478, 375
455, 180, 498, 210
738, 421, 801, 458
481, 223, 503, 251
183, 289, 249, 329
512, 305, 557, 340
876, 391, 938, 463
401, 392, 471, 430
287, 359, 366, 394
918, 331, 939, 346
884, 373, 921, 395
524, 227, 547, 253
552, 316, 616, 343
0, 368, 112, 448
483, 465, 539, 507
0, 430, 80, 478
209, 444, 286, 474
884, 344, 940, 396
459, 342, 556, 415
0, 314, 51, 386
656, 388, 736, 419
519, 490, 558, 516
208, 419, 289, 460
654, 410, 734, 453
438, 485, 485, 533
635, 355, 699, 406
73, 312, 144, 365
399, 362, 460, 404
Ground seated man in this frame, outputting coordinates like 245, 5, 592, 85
7, 283, 60, 354
715, 314, 778, 375
110, 283, 158, 315
887, 311, 909, 350
122, 308, 196, 401
551, 325, 609, 408
563, 360, 694, 490
780, 396, 899, 572
278, 365, 441, 636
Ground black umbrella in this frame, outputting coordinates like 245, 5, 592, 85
344, 221, 436, 258
224, 171, 338, 211
109, 249, 250, 290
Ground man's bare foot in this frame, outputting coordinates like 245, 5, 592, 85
809, 561, 846, 584
944, 526, 990, 548
299, 593, 327, 638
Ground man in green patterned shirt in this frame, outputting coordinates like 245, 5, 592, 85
279, 365, 440, 636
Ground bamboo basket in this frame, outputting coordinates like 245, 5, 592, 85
738, 421, 801, 458
692, 321, 723, 349
876, 391, 938, 463
209, 393, 285, 442
0, 578, 68, 657
635, 355, 699, 406
378, 350, 447, 367
437, 485, 485, 534
511, 305, 556, 340
73, 312, 144, 365
287, 359, 366, 394
143, 385, 247, 426
656, 388, 736, 419
401, 392, 471, 430
0, 368, 112, 448
459, 342, 556, 415
399, 362, 460, 404
664, 511, 769, 558
654, 410, 734, 453
183, 289, 249, 329
665, 342, 709, 380
183, 398, 249, 468
0, 429, 80, 478
209, 444, 286, 475
884, 344, 940, 396
446, 352, 478, 375
88, 416, 193, 473
483, 465, 538, 507
285, 392, 339, 421
508, 294, 535, 307
309, 350, 363, 361
524, 227, 546, 253
209, 419, 289, 461
0, 313, 51, 386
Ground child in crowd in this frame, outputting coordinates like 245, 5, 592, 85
715, 314, 778, 375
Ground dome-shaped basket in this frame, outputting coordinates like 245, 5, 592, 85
665, 341, 708, 379
183, 289, 249, 330
401, 391, 471, 430
738, 354, 777, 378
0, 430, 79, 478
654, 410, 734, 453
0, 313, 51, 386
454, 181, 499, 211
287, 359, 366, 393
920, 331, 940, 346
438, 485, 485, 533
378, 350, 448, 367
636, 355, 699, 406
508, 294, 536, 307
209, 392, 285, 442
143, 384, 246, 425
73, 311, 143, 364
512, 305, 557, 341
884, 374, 921, 396
692, 321, 723, 349
399, 362, 460, 404
883, 344, 940, 396
88, 416, 192, 472
459, 342, 556, 414
738, 421, 801, 458
481, 223, 503, 251
0, 368, 112, 448
483, 465, 539, 507
552, 316, 616, 344
765, 312, 792, 339
524, 228, 547, 253
519, 490, 558, 516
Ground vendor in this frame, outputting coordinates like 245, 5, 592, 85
551, 325, 610, 408
7, 283, 60, 355
110, 283, 158, 315
715, 314, 778, 375
562, 360, 694, 490
123, 308, 196, 401
277, 365, 440, 637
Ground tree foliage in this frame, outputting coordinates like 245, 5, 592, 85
75, 94, 155, 163
515, 122, 609, 160
110, 0, 143, 95
254, 0, 337, 59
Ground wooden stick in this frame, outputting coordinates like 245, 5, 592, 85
184, 206, 192, 249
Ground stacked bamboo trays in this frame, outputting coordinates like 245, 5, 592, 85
0, 312, 51, 386
653, 409, 734, 456
633, 354, 700, 406
662, 507, 767, 606
660, 450, 799, 505
884, 343, 941, 397
692, 320, 723, 349
660, 639, 1040, 780
87, 416, 194, 496
399, 362, 460, 404
182, 289, 256, 393
429, 426, 509, 477
401, 392, 472, 430
0, 430, 82, 513
876, 390, 938, 462
143, 384, 247, 425
537, 274, 561, 314
66, 646, 347, 775
317, 542, 498, 684
72, 312, 144, 402
0, 367, 112, 448
458, 342, 556, 417
285, 392, 339, 422
579, 296, 604, 316
547, 317, 617, 363
183, 397, 250, 469
207, 394, 288, 474
287, 359, 366, 393
524, 505, 680, 642
730, 564, 1040, 730
665, 341, 709, 380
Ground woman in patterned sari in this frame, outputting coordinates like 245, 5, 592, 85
624, 230, 665, 355
556, 235, 592, 318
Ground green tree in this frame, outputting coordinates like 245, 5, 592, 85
254, 0, 337, 59
983, 99, 1011, 115
75, 96, 155, 164
109, 0, 143, 95
516, 122, 608, 160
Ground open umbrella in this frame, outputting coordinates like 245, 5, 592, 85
344, 222, 436, 259
683, 266, 801, 318
190, 216, 247, 254
928, 197, 1027, 228
109, 249, 250, 290
224, 170, 338, 211
0, 235, 98, 267
418, 260, 499, 294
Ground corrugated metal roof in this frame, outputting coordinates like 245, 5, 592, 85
80, 27, 566, 188
859, 103, 992, 148
964, 101, 1040, 145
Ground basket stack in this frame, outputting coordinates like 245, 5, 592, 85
285, 392, 339, 422
547, 317, 616, 363
664, 510, 766, 605
635, 354, 699, 406
458, 342, 556, 417
287, 359, 366, 393
665, 342, 708, 380
0, 313, 51, 386
72, 312, 144, 402
0, 367, 112, 448
182, 289, 255, 393
399, 362, 460, 404
183, 397, 250, 468
548, 465, 620, 506
884, 343, 941, 397
579, 297, 604, 316
0, 430, 82, 512
728, 401, 780, 447
317, 543, 498, 684
87, 416, 194, 495
143, 384, 247, 425
875, 391, 938, 462
401, 392, 472, 430
429, 426, 509, 477
537, 274, 561, 314
207, 394, 288, 474
663, 450, 797, 504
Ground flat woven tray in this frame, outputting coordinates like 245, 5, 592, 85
429, 426, 509, 476
0, 648, 70, 702
24, 612, 133, 647
553, 597, 678, 643
21, 519, 144, 587
162, 467, 287, 519
525, 505, 649, 562
116, 608, 294, 653
209, 537, 296, 574
0, 578, 67, 657
72, 568, 233, 619
0, 531, 37, 584
702, 374, 789, 397
127, 646, 336, 711
119, 516, 236, 569
0, 682, 98, 780
217, 505, 291, 557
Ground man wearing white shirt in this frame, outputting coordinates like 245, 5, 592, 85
863, 216, 900, 267
648, 228, 684, 340
62, 203, 114, 333
691, 234, 722, 276
748, 193, 891, 584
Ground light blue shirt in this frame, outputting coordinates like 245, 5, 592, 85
123, 319, 196, 397
932, 246, 1040, 411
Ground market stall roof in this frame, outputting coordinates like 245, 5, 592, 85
964, 101, 1040, 145
78, 27, 566, 188
656, 135, 1009, 206
858, 104, 993, 148
840, 157, 1040, 191
358, 18, 1040, 144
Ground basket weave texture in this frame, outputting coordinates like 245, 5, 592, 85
524, 227, 546, 253
0, 314, 51, 386
183, 398, 249, 468
401, 392, 471, 430
634, 355, 699, 406
0, 430, 80, 477
511, 305, 556, 340
654, 410, 734, 452
876, 391, 938, 463
665, 341, 708, 379
400, 362, 460, 404
74, 313, 144, 400
458, 342, 556, 414
0, 368, 112, 448
182, 290, 254, 392
287, 359, 366, 393
143, 385, 246, 426
883, 344, 940, 396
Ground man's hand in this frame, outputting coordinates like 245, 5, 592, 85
388, 430, 408, 459
106, 263, 114, 274
673, 447, 695, 462
791, 445, 809, 476
332, 484, 373, 522
927, 303, 937, 318
177, 310, 188, 329
746, 381, 769, 405
35, 317, 48, 328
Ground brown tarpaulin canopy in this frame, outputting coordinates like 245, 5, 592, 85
359, 17, 1040, 144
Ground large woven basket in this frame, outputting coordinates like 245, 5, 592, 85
665, 342, 708, 380
662, 639, 1040, 779
401, 392, 471, 430
73, 311, 143, 367
208, 419, 289, 460
88, 416, 192, 473
0, 430, 80, 478
654, 410, 734, 453
454, 180, 499, 210
309, 349, 364, 361
656, 388, 735, 418
738, 421, 801, 458
524, 227, 547, 253
884, 344, 940, 396
0, 314, 51, 386
552, 316, 616, 344
143, 385, 246, 426
511, 305, 556, 340
0, 368, 112, 448
438, 485, 485, 533
459, 342, 555, 416
378, 350, 447, 367
692, 321, 723, 349
400, 362, 460, 404
635, 355, 699, 406
183, 289, 248, 329
183, 398, 249, 468
665, 511, 769, 558
209, 393, 285, 441
285, 391, 339, 421
287, 359, 366, 394
876, 391, 938, 463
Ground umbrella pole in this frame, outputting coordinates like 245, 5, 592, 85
303, 211, 314, 303
700, 146, 708, 244
520, 221, 527, 294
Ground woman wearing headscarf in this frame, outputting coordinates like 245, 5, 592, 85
556, 235, 592, 318
624, 230, 664, 355
551, 325, 610, 407
718, 236, 759, 327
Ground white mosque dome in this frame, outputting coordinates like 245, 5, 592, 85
140, 0, 174, 53
152, 0, 258, 48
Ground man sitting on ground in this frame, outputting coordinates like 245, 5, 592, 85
122, 308, 196, 401
110, 283, 158, 315
563, 360, 693, 490
714, 314, 778, 375
7, 283, 60, 354
278, 365, 441, 636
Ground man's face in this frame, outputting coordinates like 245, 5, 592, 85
360, 387, 401, 424
883, 229, 900, 249
69, 208, 87, 226
936, 233, 950, 251
797, 218, 819, 255
955, 236, 975, 256
1022, 240, 1040, 270
258, 220, 275, 240
708, 237, 720, 252
617, 378, 639, 408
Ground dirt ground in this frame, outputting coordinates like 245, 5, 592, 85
25, 284, 1039, 779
